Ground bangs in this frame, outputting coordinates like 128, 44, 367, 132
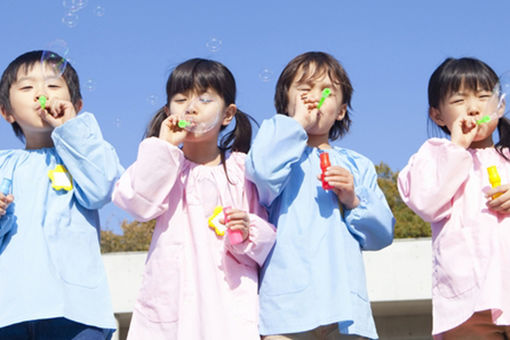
438, 60, 498, 102
294, 62, 342, 87
167, 59, 233, 101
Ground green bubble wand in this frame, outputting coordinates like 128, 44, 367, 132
476, 115, 491, 125
178, 120, 191, 128
317, 88, 331, 109
39, 96, 47, 110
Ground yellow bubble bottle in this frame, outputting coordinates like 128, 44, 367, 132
487, 166, 502, 199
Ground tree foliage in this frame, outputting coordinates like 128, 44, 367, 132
375, 162, 431, 238
100, 162, 430, 252
100, 219, 155, 253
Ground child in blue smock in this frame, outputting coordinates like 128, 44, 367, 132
246, 51, 395, 340
0, 51, 123, 339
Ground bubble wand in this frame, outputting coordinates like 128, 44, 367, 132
476, 74, 510, 124
39, 96, 47, 110
317, 88, 331, 110
178, 120, 191, 128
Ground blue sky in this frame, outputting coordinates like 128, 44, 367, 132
2, 0, 510, 233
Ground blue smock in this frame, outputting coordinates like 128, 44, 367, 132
0, 113, 123, 330
245, 115, 395, 339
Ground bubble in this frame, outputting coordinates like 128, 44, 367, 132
258, 68, 273, 82
175, 95, 222, 134
147, 95, 159, 106
206, 37, 222, 53
94, 5, 105, 16
497, 72, 510, 118
62, 11, 79, 28
62, 0, 88, 12
41, 40, 70, 79
66, 57, 78, 69
482, 72, 510, 123
114, 117, 121, 128
85, 79, 96, 92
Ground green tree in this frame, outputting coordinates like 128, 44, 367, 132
101, 219, 155, 253
376, 162, 431, 238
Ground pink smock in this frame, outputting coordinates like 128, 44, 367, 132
398, 138, 510, 334
112, 137, 276, 340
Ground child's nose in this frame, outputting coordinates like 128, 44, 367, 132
185, 99, 198, 114
308, 89, 321, 101
467, 105, 480, 116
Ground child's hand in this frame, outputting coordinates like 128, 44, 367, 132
223, 207, 250, 242
0, 193, 14, 216
450, 116, 478, 149
39, 98, 77, 127
486, 184, 510, 214
291, 92, 319, 130
159, 115, 188, 146
318, 165, 360, 209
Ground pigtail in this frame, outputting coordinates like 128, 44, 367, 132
144, 106, 167, 138
219, 109, 257, 154
495, 117, 510, 160
219, 109, 258, 183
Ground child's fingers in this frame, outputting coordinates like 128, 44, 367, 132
0, 194, 13, 215
41, 98, 76, 126
488, 199, 510, 214
227, 223, 249, 241
224, 209, 249, 224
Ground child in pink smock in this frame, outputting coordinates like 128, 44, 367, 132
398, 57, 510, 339
113, 58, 276, 340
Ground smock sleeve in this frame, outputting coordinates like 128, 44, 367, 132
397, 138, 472, 223
227, 154, 276, 266
0, 151, 16, 243
246, 115, 308, 207
113, 137, 185, 222
341, 150, 395, 250
51, 112, 124, 210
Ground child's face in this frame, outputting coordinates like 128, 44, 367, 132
286, 67, 346, 137
432, 85, 499, 145
168, 88, 234, 137
1, 62, 72, 136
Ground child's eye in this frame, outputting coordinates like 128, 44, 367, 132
47, 84, 60, 89
20, 86, 33, 90
199, 97, 213, 103
174, 98, 187, 103
298, 87, 310, 92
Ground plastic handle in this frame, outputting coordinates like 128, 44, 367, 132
224, 206, 244, 245
320, 152, 331, 169
320, 153, 332, 190
0, 178, 12, 195
487, 166, 502, 198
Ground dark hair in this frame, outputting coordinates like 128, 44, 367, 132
274, 51, 353, 140
428, 57, 510, 158
0, 50, 82, 141
145, 58, 255, 170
